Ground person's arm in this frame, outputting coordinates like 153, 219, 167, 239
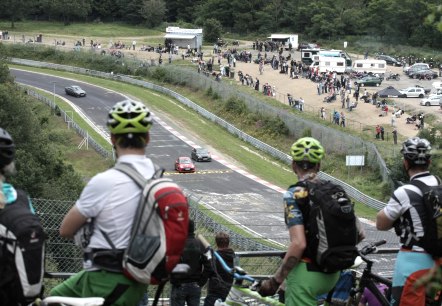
59, 206, 88, 238
199, 241, 213, 287
376, 209, 395, 231
258, 224, 306, 296
274, 224, 306, 283
355, 217, 366, 242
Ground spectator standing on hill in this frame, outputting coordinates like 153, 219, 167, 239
299, 97, 304, 112
376, 137, 440, 306
132, 40, 136, 50
320, 107, 326, 120
341, 91, 345, 108
391, 113, 396, 127
375, 125, 381, 139
380, 126, 385, 140
392, 128, 398, 145
203, 232, 235, 306
0, 127, 43, 306
258, 137, 365, 305
50, 100, 155, 305
346, 95, 350, 109
171, 220, 211, 306
340, 112, 346, 127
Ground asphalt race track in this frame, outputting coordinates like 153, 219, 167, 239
11, 68, 399, 274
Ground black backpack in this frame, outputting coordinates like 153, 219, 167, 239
410, 180, 442, 257
297, 180, 359, 273
0, 189, 45, 305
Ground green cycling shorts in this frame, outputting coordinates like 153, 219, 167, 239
50, 270, 147, 306
285, 262, 340, 306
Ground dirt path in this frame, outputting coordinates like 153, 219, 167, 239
229, 59, 420, 139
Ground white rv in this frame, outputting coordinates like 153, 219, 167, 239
310, 56, 346, 74
301, 48, 321, 64
352, 59, 387, 76
319, 50, 352, 66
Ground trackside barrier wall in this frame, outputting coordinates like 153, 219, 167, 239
11, 58, 386, 210
21, 87, 113, 159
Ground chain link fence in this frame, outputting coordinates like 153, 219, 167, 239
34, 194, 396, 300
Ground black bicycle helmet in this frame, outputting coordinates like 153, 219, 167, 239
401, 137, 431, 165
0, 128, 15, 168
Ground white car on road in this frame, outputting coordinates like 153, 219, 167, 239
399, 87, 425, 98
420, 95, 442, 106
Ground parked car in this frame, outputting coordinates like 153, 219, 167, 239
65, 85, 86, 97
420, 95, 441, 106
191, 147, 212, 162
376, 54, 402, 66
414, 85, 432, 95
399, 87, 425, 98
408, 69, 438, 80
404, 63, 430, 75
175, 157, 196, 173
354, 75, 383, 87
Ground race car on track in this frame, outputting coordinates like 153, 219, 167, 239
65, 85, 86, 97
175, 156, 196, 173
191, 147, 212, 162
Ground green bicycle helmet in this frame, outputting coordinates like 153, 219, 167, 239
401, 137, 431, 165
107, 100, 152, 134
290, 137, 325, 163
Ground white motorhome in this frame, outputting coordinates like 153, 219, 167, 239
352, 59, 387, 76
310, 56, 346, 74
318, 50, 352, 66
301, 48, 320, 64
268, 34, 299, 50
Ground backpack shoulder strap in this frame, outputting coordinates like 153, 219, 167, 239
410, 179, 433, 195
114, 162, 164, 188
100, 162, 164, 249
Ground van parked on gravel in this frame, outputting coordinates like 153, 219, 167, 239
352, 59, 387, 76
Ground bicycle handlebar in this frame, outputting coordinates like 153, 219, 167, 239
360, 239, 387, 256
197, 234, 256, 283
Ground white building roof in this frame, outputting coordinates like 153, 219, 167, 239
164, 33, 196, 39
268, 34, 293, 39
166, 27, 202, 34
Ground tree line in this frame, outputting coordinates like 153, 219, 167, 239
0, 58, 85, 200
1, 0, 441, 48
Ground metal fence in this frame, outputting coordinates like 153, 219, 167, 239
22, 87, 113, 159
34, 196, 396, 298
12, 58, 388, 210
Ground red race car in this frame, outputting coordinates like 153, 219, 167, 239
175, 156, 196, 173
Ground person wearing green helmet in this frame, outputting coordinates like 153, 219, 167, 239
259, 137, 364, 305
50, 100, 155, 305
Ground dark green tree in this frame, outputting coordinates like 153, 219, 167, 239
203, 18, 222, 43
140, 0, 166, 27
46, 0, 93, 24
0, 0, 33, 28
0, 62, 84, 200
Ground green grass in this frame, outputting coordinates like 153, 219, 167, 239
22, 84, 113, 151
0, 21, 161, 37
10, 64, 296, 188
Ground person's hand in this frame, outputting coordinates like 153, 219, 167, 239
258, 277, 280, 297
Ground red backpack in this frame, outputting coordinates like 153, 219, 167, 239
112, 163, 189, 284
